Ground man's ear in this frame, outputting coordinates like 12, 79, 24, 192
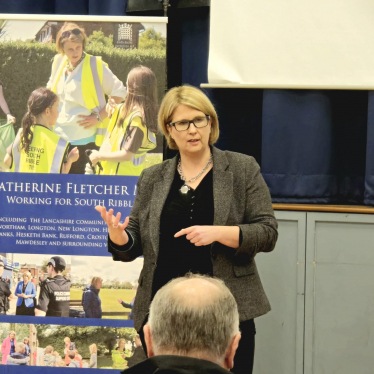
143, 324, 154, 358
225, 333, 241, 370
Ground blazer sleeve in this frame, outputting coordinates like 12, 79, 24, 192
107, 171, 145, 262
235, 158, 278, 263
15, 282, 22, 296
29, 283, 37, 298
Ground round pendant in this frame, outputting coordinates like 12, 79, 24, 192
180, 185, 189, 194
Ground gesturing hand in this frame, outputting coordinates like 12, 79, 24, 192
95, 206, 130, 246
174, 226, 220, 246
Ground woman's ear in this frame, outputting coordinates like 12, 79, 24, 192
45, 108, 51, 116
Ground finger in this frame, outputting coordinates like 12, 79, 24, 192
77, 115, 88, 119
113, 212, 122, 227
174, 227, 193, 237
95, 205, 106, 218
118, 216, 129, 231
189, 236, 199, 243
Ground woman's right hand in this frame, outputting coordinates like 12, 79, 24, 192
117, 298, 123, 304
95, 206, 129, 246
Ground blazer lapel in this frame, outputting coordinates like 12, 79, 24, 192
149, 156, 178, 255
212, 147, 233, 226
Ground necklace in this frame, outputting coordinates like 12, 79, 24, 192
177, 154, 213, 194
66, 52, 86, 73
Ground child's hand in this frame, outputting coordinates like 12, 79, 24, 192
106, 96, 117, 118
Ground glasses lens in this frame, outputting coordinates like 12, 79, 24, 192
72, 29, 82, 36
193, 116, 208, 128
175, 120, 190, 131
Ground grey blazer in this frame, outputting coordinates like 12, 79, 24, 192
109, 146, 278, 331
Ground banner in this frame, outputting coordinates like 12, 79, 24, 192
0, 14, 167, 372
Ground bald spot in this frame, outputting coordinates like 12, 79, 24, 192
169, 278, 222, 308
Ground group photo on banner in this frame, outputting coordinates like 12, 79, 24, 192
0, 14, 167, 371
0, 17, 165, 175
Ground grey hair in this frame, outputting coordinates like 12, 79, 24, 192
148, 274, 239, 360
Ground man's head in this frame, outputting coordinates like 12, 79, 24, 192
144, 274, 241, 370
47, 256, 66, 276
15, 343, 26, 354
0, 259, 4, 277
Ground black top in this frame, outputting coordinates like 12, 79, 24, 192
0, 279, 11, 313
151, 168, 214, 298
36, 275, 70, 317
123, 355, 231, 374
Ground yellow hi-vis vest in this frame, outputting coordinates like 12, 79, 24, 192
11, 125, 69, 174
98, 106, 157, 176
49, 53, 109, 146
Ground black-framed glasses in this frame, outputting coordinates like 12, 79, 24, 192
61, 29, 82, 39
168, 115, 210, 132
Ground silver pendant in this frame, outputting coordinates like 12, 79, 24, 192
180, 184, 190, 194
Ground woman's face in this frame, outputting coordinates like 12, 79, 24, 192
23, 274, 29, 283
63, 40, 83, 64
119, 340, 125, 349
24, 339, 29, 345
167, 104, 211, 156
9, 333, 15, 340
96, 280, 103, 289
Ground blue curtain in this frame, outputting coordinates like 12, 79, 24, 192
2, 2, 373, 205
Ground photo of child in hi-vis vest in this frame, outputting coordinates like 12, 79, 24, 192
47, 22, 127, 175
86, 66, 158, 176
3, 88, 79, 174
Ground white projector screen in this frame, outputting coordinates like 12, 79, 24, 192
206, 0, 374, 89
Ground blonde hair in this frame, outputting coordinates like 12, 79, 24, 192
158, 85, 219, 150
9, 330, 16, 337
91, 276, 103, 288
89, 344, 97, 354
15, 343, 25, 354
23, 337, 29, 344
22, 271, 32, 281
56, 360, 66, 367
117, 338, 126, 348
44, 346, 54, 354
56, 22, 87, 54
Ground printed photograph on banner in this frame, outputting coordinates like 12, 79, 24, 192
0, 17, 165, 175
0, 253, 71, 317
70, 256, 143, 320
0, 322, 143, 369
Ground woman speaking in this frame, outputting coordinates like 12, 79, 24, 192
47, 22, 127, 174
96, 86, 278, 374
15, 272, 37, 316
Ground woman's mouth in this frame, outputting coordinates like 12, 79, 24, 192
188, 139, 199, 144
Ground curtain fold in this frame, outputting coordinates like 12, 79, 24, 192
261, 90, 368, 204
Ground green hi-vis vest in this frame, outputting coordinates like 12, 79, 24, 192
49, 53, 109, 146
98, 106, 157, 176
11, 125, 69, 174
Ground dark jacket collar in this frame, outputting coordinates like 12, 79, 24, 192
123, 355, 231, 374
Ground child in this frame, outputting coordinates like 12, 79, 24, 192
4, 88, 79, 173
88, 66, 158, 176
